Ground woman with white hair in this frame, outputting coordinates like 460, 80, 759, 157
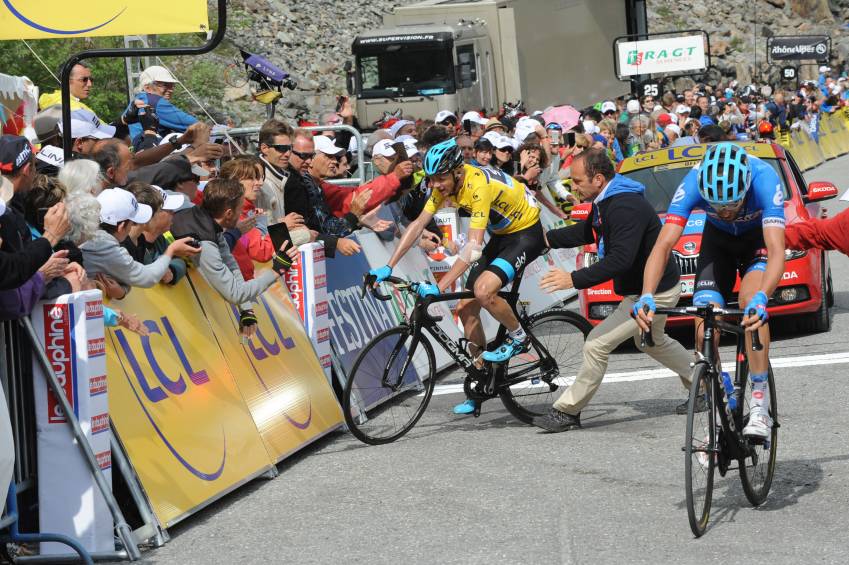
58, 158, 104, 195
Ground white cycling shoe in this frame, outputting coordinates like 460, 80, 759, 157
743, 405, 773, 440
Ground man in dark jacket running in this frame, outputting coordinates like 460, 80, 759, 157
532, 149, 693, 432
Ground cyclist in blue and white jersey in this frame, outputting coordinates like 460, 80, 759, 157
636, 143, 785, 439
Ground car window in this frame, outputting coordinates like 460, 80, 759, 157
622, 159, 792, 213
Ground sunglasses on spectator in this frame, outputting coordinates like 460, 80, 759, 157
292, 150, 315, 160
154, 81, 175, 89
438, 118, 458, 126
269, 144, 292, 153
74, 76, 94, 84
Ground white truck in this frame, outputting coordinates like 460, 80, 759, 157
349, 0, 648, 127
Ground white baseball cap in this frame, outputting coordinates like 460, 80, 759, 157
97, 188, 153, 225
372, 139, 396, 158
388, 120, 415, 138
402, 138, 419, 157
819, 65, 830, 73
493, 135, 516, 150
601, 101, 617, 114
675, 104, 691, 114
434, 110, 457, 123
665, 124, 682, 136
626, 100, 641, 114
152, 185, 185, 211
139, 65, 178, 87
461, 111, 488, 126
482, 131, 502, 145
313, 134, 344, 156
59, 108, 116, 139
582, 120, 599, 135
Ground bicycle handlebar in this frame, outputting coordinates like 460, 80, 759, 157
362, 274, 410, 301
638, 304, 764, 351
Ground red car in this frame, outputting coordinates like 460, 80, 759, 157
574, 142, 838, 331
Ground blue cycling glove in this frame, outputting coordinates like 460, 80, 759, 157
369, 264, 392, 282
416, 282, 440, 298
632, 293, 656, 319
744, 291, 769, 323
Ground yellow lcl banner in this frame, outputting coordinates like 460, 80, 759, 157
0, 0, 209, 40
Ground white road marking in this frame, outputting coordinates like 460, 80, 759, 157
431, 350, 849, 396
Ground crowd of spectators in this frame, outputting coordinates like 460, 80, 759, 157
2, 56, 849, 514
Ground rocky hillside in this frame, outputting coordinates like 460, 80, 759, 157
210, 0, 849, 125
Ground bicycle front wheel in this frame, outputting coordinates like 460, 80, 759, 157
685, 363, 716, 538
738, 363, 778, 506
342, 326, 436, 445
499, 309, 591, 424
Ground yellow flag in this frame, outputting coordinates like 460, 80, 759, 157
0, 0, 209, 40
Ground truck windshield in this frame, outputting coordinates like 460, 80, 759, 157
357, 45, 455, 99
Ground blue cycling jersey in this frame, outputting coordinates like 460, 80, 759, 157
665, 156, 785, 236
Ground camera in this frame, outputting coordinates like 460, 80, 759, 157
241, 50, 297, 91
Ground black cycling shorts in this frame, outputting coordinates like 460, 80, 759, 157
465, 222, 546, 290
693, 221, 768, 307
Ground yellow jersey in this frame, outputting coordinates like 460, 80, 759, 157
38, 90, 96, 114
423, 164, 540, 235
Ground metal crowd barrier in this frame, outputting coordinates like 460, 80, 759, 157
0, 317, 170, 562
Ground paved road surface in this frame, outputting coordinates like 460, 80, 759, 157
135, 155, 849, 565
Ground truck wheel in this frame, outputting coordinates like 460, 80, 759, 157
796, 259, 831, 333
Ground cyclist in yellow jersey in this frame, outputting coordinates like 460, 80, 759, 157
369, 139, 547, 413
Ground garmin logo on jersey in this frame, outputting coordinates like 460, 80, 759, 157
762, 217, 786, 228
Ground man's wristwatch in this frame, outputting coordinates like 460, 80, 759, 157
168, 136, 182, 149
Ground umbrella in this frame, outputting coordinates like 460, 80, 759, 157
541, 104, 581, 131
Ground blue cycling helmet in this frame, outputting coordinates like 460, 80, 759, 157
698, 143, 752, 204
423, 139, 464, 177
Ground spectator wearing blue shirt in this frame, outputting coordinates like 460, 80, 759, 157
125, 66, 198, 145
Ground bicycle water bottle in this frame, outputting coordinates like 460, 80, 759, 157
721, 372, 737, 411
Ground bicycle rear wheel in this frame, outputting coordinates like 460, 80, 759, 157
738, 363, 778, 506
685, 364, 716, 538
499, 309, 591, 424
342, 326, 435, 445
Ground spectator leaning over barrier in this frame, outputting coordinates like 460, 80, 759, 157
126, 65, 198, 143
80, 188, 199, 296
304, 135, 392, 239
281, 130, 359, 257
128, 156, 207, 210
122, 182, 185, 279
169, 177, 299, 338
38, 62, 96, 113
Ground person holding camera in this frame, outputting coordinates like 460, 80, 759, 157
124, 66, 198, 145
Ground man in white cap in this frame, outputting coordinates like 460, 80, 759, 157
81, 187, 199, 293
435, 110, 458, 134
125, 65, 198, 143
389, 119, 416, 138
601, 100, 618, 120
675, 104, 691, 126
460, 111, 488, 139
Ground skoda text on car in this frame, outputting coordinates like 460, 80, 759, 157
574, 143, 837, 330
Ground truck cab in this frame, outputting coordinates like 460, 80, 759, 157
351, 22, 496, 128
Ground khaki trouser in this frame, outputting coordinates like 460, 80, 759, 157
553, 284, 693, 415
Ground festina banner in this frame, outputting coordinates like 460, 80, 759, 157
0, 0, 209, 40
617, 35, 707, 77
768, 36, 830, 63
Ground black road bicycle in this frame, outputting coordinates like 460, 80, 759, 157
645, 304, 779, 537
342, 270, 591, 445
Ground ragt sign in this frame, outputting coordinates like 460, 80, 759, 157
617, 34, 707, 77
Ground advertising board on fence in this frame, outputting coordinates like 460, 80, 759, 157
188, 272, 342, 464
32, 290, 113, 554
616, 34, 707, 77
105, 280, 272, 527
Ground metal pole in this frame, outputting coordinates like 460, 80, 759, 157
60, 0, 227, 161
20, 318, 141, 561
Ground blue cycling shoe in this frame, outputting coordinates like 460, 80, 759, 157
481, 337, 529, 364
452, 399, 477, 415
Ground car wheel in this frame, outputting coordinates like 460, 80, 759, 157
796, 258, 831, 333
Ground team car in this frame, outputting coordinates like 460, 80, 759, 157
574, 142, 838, 330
